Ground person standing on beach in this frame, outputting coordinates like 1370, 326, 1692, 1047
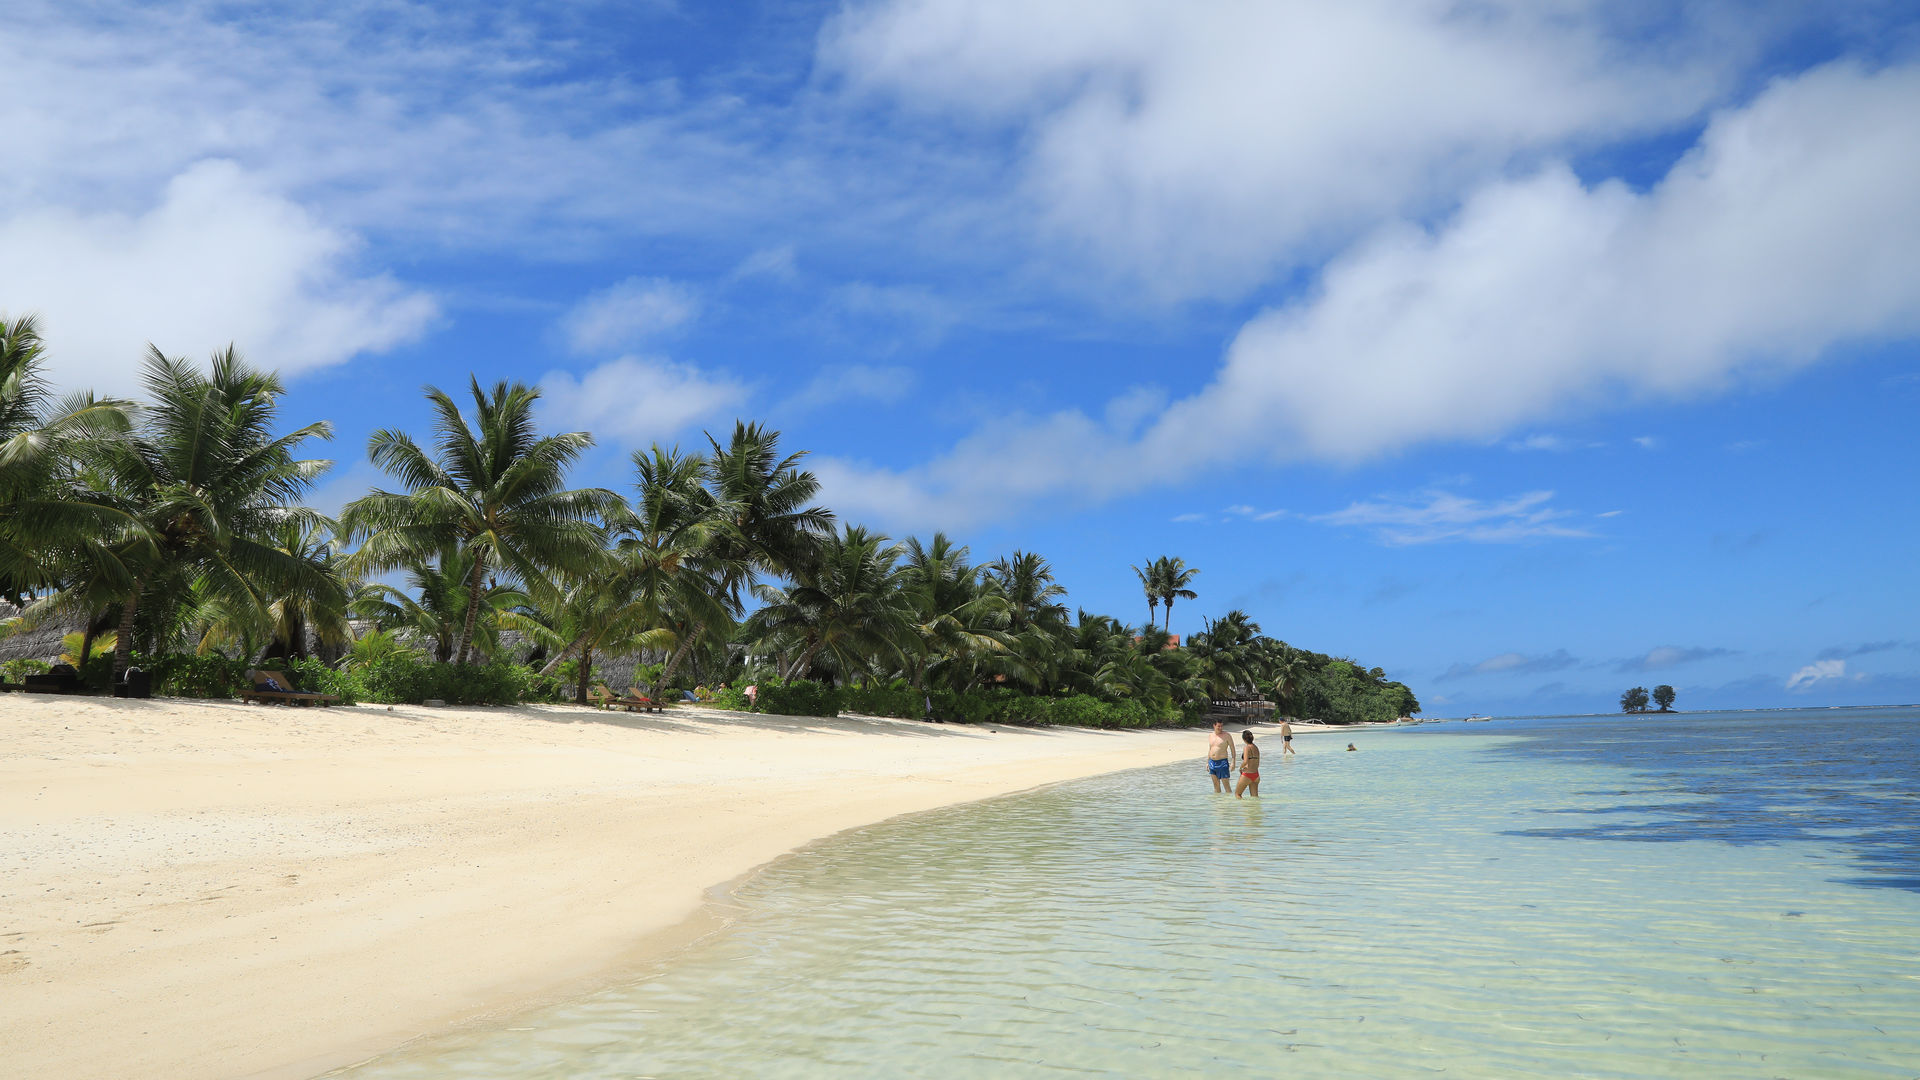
1235, 730, 1261, 798
1207, 721, 1237, 793
1280, 718, 1296, 756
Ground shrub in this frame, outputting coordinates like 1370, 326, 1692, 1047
1, 658, 50, 683
147, 653, 253, 698
352, 658, 543, 705
841, 682, 920, 719
707, 684, 751, 711
752, 678, 841, 717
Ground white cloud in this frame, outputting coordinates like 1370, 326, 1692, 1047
822, 59, 1920, 528
1438, 649, 1579, 681
825, 0, 1755, 299
0, 160, 435, 392
1597, 509, 1625, 518
539, 356, 747, 447
560, 277, 699, 354
1632, 436, 1659, 449
1170, 513, 1207, 523
1313, 490, 1589, 546
1150, 60, 1920, 462
1616, 645, 1735, 673
733, 245, 800, 282
787, 364, 917, 412
1509, 434, 1572, 452
1786, 658, 1861, 690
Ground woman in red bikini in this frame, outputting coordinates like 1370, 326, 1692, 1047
1234, 729, 1261, 798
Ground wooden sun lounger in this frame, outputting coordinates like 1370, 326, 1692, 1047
241, 669, 339, 706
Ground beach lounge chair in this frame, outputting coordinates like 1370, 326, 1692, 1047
23, 664, 83, 694
611, 687, 665, 713
240, 669, 339, 706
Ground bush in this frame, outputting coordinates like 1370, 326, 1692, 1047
705, 683, 752, 711
147, 653, 253, 698
138, 652, 557, 706
752, 678, 841, 717
840, 681, 921, 719
352, 658, 545, 706
1, 658, 50, 683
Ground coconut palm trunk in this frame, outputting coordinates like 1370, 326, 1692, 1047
782, 638, 823, 681
575, 645, 594, 705
538, 632, 588, 677
111, 576, 145, 682
652, 620, 701, 700
454, 552, 487, 666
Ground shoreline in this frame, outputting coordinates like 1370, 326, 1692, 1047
1, 694, 1336, 1080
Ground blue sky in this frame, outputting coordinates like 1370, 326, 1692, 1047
4, 0, 1917, 715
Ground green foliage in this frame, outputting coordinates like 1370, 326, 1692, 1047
1621, 685, 1652, 713
707, 684, 751, 711
1289, 658, 1416, 725
2, 657, 50, 683
924, 688, 1168, 728
137, 652, 561, 706
751, 678, 841, 717
1652, 684, 1676, 711
353, 658, 547, 706
840, 681, 921, 719
142, 653, 357, 702
146, 653, 253, 698
343, 627, 422, 671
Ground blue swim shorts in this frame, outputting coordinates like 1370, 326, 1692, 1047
1208, 758, 1231, 779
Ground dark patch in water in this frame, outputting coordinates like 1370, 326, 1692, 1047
1457, 708, 1920, 893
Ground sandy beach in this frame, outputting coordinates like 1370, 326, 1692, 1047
0, 694, 1316, 1080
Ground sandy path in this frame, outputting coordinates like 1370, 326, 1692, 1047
0, 694, 1279, 1080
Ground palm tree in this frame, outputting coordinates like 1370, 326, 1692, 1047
900, 534, 1015, 699
987, 551, 1072, 691
653, 422, 833, 691
347, 547, 526, 663
71, 346, 340, 680
1152, 555, 1200, 634
746, 526, 911, 682
503, 552, 676, 704
258, 516, 352, 662
0, 313, 134, 605
342, 377, 617, 665
1131, 560, 1159, 629
616, 445, 734, 699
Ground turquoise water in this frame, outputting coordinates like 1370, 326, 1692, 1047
329, 708, 1920, 1078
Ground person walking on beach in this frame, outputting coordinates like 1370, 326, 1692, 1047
1235, 730, 1261, 798
1207, 721, 1237, 793
1280, 718, 1296, 756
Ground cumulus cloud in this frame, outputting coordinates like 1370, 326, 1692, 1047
795, 60, 1920, 531
539, 356, 747, 448
560, 278, 700, 354
824, 0, 1753, 299
1147, 60, 1920, 462
1786, 658, 1862, 691
786, 364, 917, 413
1313, 490, 1589, 545
1815, 641, 1906, 661
1613, 645, 1736, 673
1438, 649, 1579, 682
0, 160, 435, 392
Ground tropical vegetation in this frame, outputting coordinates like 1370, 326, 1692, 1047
0, 333, 1419, 725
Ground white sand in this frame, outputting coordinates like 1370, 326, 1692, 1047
0, 694, 1317, 1079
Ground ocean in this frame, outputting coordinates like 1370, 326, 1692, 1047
326, 707, 1920, 1078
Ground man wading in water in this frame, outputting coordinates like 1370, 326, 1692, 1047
1207, 721, 1237, 793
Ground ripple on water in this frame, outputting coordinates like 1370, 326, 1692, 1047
330, 710, 1920, 1079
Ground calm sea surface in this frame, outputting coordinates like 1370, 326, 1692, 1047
329, 707, 1920, 1078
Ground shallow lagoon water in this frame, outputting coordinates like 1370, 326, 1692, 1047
330, 708, 1920, 1078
